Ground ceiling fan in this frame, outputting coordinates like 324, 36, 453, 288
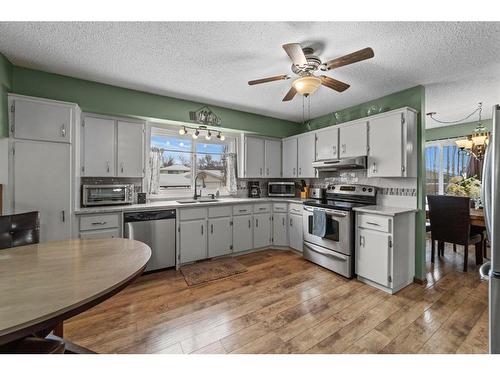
248, 43, 374, 101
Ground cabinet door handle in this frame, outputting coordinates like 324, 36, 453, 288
91, 221, 107, 225
298, 167, 302, 175
121, 162, 124, 173
239, 209, 246, 212
282, 217, 285, 226
106, 161, 110, 173
292, 167, 296, 175
372, 162, 377, 173
290, 218, 293, 227
342, 144, 346, 154
260, 167, 263, 176
248, 219, 251, 228
61, 124, 66, 138
201, 225, 204, 235
266, 167, 269, 175
332, 145, 336, 155
61, 210, 65, 222
256, 219, 259, 228
211, 224, 214, 234
366, 221, 380, 226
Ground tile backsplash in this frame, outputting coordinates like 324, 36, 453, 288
236, 170, 417, 209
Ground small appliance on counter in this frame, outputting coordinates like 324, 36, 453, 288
82, 184, 135, 207
268, 181, 296, 197
136, 192, 147, 204
247, 181, 261, 198
308, 187, 326, 200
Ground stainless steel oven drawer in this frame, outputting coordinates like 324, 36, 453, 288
303, 241, 352, 278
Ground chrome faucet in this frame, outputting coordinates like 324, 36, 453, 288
193, 172, 206, 200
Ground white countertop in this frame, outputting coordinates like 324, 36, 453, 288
75, 197, 306, 214
353, 205, 418, 216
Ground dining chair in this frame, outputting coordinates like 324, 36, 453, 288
427, 195, 483, 272
0, 211, 40, 250
0, 211, 65, 354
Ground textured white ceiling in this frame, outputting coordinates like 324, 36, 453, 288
0, 22, 499, 124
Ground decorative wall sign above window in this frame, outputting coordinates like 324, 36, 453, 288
189, 106, 222, 126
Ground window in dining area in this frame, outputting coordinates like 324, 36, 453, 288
425, 139, 471, 195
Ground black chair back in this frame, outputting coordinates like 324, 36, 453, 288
427, 195, 471, 245
0, 211, 40, 250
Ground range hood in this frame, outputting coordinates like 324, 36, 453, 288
312, 156, 367, 172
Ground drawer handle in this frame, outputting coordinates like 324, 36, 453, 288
366, 221, 381, 226
91, 221, 107, 225
259, 207, 266, 211
239, 209, 247, 212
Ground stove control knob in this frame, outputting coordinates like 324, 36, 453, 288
362, 187, 367, 192
368, 188, 373, 193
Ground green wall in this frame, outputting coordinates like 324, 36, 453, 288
0, 53, 13, 137
10, 66, 301, 138
304, 86, 425, 132
303, 86, 427, 281
426, 119, 492, 142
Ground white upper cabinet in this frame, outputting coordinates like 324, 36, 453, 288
82, 114, 145, 177
11, 97, 74, 143
264, 139, 282, 178
297, 133, 316, 178
367, 109, 417, 178
117, 121, 144, 177
241, 135, 282, 178
244, 136, 265, 178
282, 138, 297, 178
82, 116, 116, 177
339, 121, 368, 158
315, 127, 339, 160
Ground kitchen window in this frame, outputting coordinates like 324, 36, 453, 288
149, 126, 235, 198
425, 139, 470, 195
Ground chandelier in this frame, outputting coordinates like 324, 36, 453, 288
427, 102, 490, 160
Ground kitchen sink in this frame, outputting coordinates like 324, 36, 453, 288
176, 199, 220, 204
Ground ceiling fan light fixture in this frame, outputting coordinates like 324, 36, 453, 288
292, 76, 321, 96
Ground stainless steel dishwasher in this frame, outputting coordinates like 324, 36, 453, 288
124, 210, 176, 272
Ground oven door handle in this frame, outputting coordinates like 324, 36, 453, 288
304, 242, 348, 262
303, 206, 347, 217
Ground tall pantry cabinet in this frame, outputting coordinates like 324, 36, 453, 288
7, 94, 80, 242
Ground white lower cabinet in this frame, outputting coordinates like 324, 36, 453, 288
208, 217, 232, 258
356, 228, 390, 287
80, 228, 121, 239
178, 202, 302, 265
78, 212, 122, 240
355, 211, 415, 294
289, 213, 303, 252
179, 219, 207, 263
273, 212, 288, 246
233, 214, 253, 252
253, 213, 271, 248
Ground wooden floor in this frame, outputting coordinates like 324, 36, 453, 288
65, 240, 489, 354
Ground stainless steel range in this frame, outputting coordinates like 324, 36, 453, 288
302, 184, 376, 278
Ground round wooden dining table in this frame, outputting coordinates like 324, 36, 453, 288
0, 238, 151, 352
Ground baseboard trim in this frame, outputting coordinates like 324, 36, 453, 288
413, 277, 427, 285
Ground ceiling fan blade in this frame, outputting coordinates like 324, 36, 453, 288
282, 87, 297, 102
248, 74, 290, 85
320, 76, 350, 92
325, 47, 374, 70
282, 43, 307, 66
